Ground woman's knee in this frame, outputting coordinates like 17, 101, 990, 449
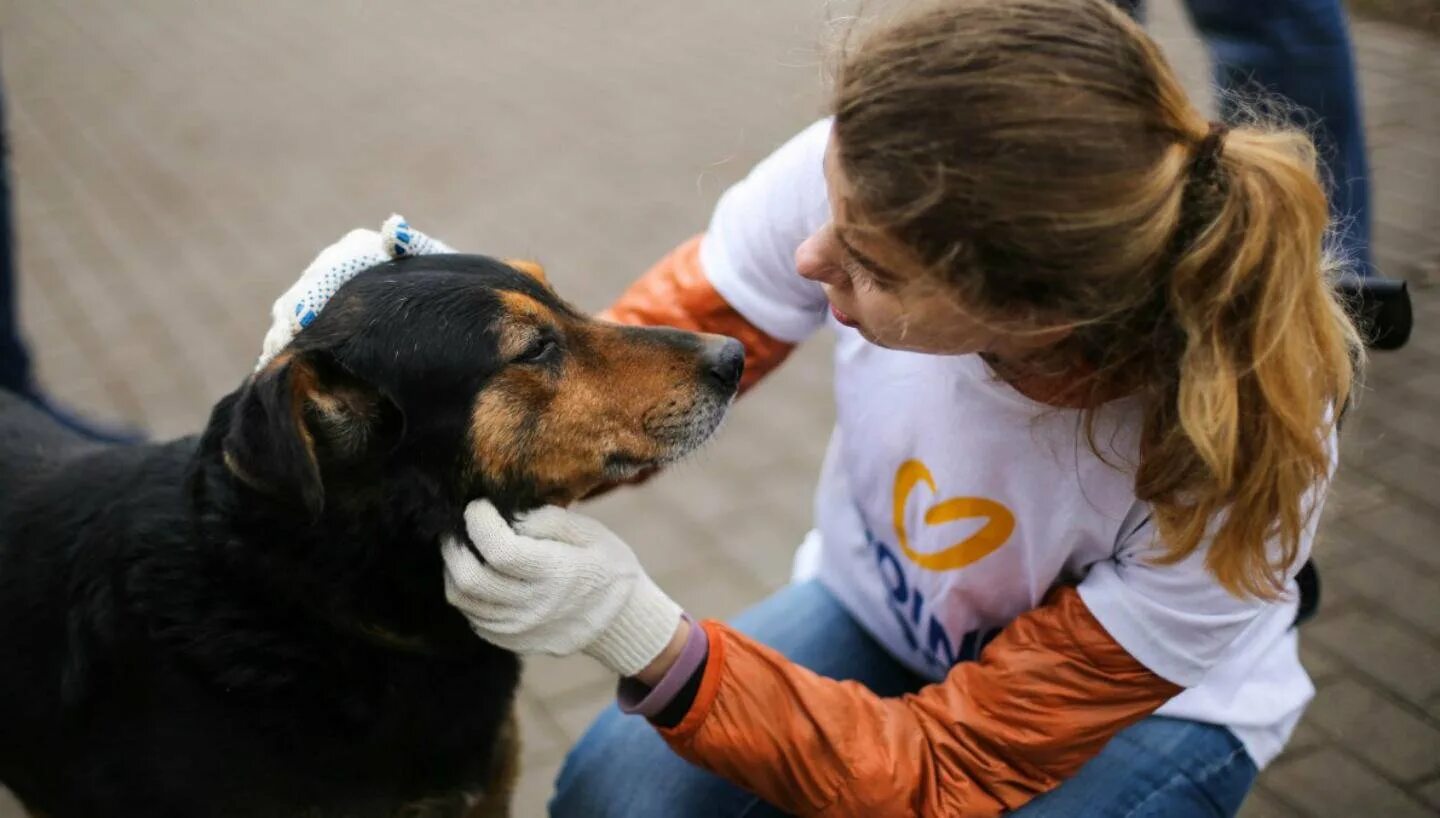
1013, 718, 1256, 818
550, 706, 643, 817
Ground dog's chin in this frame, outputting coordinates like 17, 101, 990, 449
650, 398, 733, 467
493, 398, 735, 508
602, 452, 657, 482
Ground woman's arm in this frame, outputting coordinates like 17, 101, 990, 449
653, 586, 1180, 818
446, 505, 1189, 818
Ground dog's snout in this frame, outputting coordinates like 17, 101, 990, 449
701, 337, 745, 392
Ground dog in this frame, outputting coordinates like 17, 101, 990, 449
0, 254, 743, 817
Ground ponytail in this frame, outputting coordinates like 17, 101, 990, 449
1138, 123, 1361, 598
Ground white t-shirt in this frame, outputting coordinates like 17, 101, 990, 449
702, 119, 1320, 769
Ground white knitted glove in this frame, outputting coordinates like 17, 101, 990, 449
257, 214, 454, 370
442, 500, 684, 677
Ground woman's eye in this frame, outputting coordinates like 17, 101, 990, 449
841, 257, 882, 292
516, 336, 559, 364
850, 268, 881, 292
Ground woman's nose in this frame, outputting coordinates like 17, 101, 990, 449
795, 226, 846, 286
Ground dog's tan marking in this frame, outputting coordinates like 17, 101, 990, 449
463, 705, 520, 818
286, 357, 322, 472
469, 379, 532, 479
496, 290, 550, 320
493, 291, 555, 360
222, 449, 262, 487
504, 258, 548, 287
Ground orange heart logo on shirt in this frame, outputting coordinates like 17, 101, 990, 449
891, 459, 1015, 571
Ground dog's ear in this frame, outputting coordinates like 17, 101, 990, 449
222, 352, 401, 521
222, 354, 326, 519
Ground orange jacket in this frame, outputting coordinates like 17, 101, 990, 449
606, 237, 1181, 817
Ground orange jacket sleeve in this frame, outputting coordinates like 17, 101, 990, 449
659, 586, 1181, 818
602, 235, 794, 394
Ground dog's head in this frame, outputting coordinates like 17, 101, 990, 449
217, 255, 741, 521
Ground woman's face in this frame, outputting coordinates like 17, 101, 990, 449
795, 140, 1066, 357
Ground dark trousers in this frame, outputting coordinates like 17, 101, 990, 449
0, 77, 32, 393
1121, 0, 1375, 276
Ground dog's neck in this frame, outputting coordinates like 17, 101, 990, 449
188, 403, 474, 653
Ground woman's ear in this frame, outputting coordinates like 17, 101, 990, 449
222, 351, 402, 521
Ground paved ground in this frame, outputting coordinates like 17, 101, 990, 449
0, 1, 1436, 816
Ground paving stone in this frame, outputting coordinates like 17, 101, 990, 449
1340, 502, 1440, 575
1271, 718, 1330, 771
1264, 747, 1433, 818
514, 691, 571, 769
1307, 610, 1440, 707
710, 506, 811, 593
522, 653, 616, 703
1322, 468, 1399, 520
1299, 639, 1346, 684
1329, 554, 1440, 638
1350, 441, 1440, 517
1236, 786, 1303, 818
584, 487, 728, 581
544, 685, 617, 745
1312, 516, 1380, 568
1305, 678, 1440, 782
655, 559, 769, 622
1404, 370, 1440, 404
512, 756, 561, 818
1419, 777, 1440, 810
1344, 386, 1440, 462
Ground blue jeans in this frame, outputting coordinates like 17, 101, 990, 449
551, 580, 1257, 817
1118, 0, 1375, 276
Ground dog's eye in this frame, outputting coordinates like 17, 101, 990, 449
515, 335, 559, 365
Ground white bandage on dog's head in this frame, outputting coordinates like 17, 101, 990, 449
381, 213, 455, 259
256, 214, 457, 370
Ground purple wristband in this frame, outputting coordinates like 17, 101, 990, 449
617, 614, 708, 718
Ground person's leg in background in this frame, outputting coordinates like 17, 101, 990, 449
0, 75, 33, 396
0, 70, 142, 442
1184, 0, 1375, 277
1124, 0, 1410, 347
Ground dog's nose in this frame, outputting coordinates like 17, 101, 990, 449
701, 336, 745, 392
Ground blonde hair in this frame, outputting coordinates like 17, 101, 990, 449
831, 0, 1361, 597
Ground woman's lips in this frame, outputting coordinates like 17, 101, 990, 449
830, 302, 859, 328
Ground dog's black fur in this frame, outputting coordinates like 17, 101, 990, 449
0, 255, 740, 817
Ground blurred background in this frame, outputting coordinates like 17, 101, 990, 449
1, 0, 1437, 815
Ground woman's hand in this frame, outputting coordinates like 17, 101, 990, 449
442, 501, 685, 679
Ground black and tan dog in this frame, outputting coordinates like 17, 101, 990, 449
0, 255, 742, 817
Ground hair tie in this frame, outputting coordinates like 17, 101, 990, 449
1191, 121, 1228, 176
1163, 122, 1230, 270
